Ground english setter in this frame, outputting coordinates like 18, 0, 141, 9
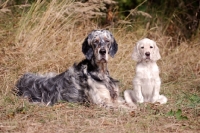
124, 38, 167, 106
15, 30, 132, 110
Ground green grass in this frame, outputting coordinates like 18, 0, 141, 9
0, 0, 200, 132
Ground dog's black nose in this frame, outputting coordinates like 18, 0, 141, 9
99, 49, 106, 55
145, 52, 150, 56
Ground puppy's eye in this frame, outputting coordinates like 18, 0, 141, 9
141, 46, 144, 49
150, 46, 153, 48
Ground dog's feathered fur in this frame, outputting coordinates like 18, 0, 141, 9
15, 30, 132, 110
124, 38, 167, 106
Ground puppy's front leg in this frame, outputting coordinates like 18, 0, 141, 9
131, 78, 143, 103
133, 84, 144, 103
152, 78, 168, 104
151, 78, 161, 103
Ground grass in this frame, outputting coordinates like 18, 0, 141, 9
0, 0, 200, 132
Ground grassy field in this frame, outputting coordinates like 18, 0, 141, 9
0, 0, 200, 132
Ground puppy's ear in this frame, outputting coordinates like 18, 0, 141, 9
132, 42, 141, 62
82, 36, 93, 60
152, 42, 161, 61
109, 38, 118, 57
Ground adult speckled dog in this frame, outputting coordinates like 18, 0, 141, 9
15, 30, 131, 110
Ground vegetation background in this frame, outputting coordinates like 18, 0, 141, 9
0, 0, 200, 132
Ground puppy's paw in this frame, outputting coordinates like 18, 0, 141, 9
137, 96, 144, 103
152, 95, 159, 103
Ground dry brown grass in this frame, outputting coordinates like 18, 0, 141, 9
0, 0, 200, 132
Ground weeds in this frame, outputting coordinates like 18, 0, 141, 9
167, 109, 188, 120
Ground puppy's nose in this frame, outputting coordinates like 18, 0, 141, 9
99, 49, 106, 55
145, 52, 150, 56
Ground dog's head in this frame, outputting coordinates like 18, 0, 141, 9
132, 38, 161, 62
82, 30, 118, 63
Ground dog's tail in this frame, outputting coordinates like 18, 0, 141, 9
14, 72, 59, 105
14, 69, 88, 105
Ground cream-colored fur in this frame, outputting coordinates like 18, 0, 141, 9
124, 38, 167, 106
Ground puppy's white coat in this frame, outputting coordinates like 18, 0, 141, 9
124, 38, 167, 106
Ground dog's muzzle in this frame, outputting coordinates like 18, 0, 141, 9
98, 47, 107, 62
99, 48, 106, 55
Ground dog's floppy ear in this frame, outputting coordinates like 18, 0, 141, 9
109, 34, 118, 58
82, 36, 93, 60
132, 42, 141, 62
152, 42, 161, 61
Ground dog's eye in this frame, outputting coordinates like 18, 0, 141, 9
94, 40, 99, 43
141, 46, 144, 49
150, 46, 153, 48
105, 40, 110, 43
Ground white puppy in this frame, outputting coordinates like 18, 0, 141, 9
124, 38, 167, 106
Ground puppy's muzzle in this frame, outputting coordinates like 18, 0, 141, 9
145, 52, 150, 57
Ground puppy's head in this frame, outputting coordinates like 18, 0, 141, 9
132, 38, 161, 62
82, 30, 118, 63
